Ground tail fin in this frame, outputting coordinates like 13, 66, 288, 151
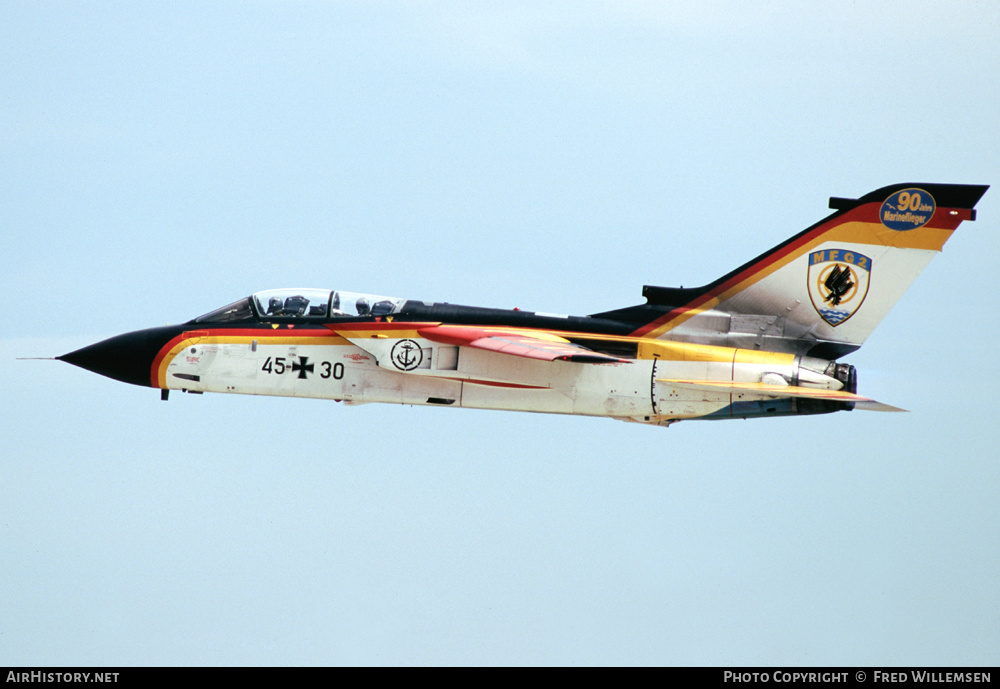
633, 183, 988, 357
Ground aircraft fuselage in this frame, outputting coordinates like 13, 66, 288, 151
62, 307, 852, 427
56, 183, 989, 427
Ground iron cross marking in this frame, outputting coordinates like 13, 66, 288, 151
292, 356, 315, 379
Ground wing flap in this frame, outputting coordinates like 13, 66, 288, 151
658, 379, 905, 412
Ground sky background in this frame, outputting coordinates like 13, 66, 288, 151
2, 1, 998, 666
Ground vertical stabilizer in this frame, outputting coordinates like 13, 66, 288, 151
634, 183, 988, 357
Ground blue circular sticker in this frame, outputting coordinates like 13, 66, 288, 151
880, 188, 935, 231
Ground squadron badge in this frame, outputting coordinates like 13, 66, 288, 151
807, 249, 871, 326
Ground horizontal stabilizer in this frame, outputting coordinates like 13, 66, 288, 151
657, 379, 906, 412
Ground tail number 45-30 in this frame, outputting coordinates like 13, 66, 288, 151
261, 356, 344, 380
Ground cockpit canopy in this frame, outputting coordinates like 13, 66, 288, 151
193, 288, 405, 323
255, 288, 333, 318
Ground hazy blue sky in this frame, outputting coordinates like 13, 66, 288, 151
3, 1, 997, 666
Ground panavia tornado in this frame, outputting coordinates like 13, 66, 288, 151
59, 183, 987, 427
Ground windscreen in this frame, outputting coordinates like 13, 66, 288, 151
193, 297, 254, 323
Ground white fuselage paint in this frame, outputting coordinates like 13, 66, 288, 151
165, 340, 663, 417
162, 337, 831, 423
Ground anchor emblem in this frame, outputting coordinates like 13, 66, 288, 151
390, 339, 423, 371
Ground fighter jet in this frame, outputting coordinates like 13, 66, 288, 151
58, 183, 987, 427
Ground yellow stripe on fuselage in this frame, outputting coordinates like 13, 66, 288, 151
155, 321, 799, 388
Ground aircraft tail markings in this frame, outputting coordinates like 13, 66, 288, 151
631, 183, 988, 355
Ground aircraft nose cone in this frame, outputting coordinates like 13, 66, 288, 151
58, 326, 179, 387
